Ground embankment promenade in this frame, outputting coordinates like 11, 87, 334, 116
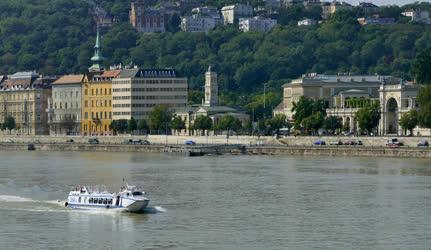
0, 135, 430, 158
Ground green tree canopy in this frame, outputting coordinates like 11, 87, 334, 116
149, 104, 172, 133
137, 119, 149, 134
2, 115, 16, 130
292, 97, 327, 128
266, 114, 290, 132
399, 109, 419, 135
355, 102, 381, 134
412, 47, 431, 84
110, 119, 128, 134
192, 115, 212, 135
170, 115, 186, 134
214, 115, 242, 133
323, 116, 342, 135
127, 117, 137, 132
301, 111, 324, 134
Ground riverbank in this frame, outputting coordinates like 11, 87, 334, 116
1, 142, 430, 158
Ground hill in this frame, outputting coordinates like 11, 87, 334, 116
1, 0, 431, 119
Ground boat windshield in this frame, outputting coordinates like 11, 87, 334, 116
132, 191, 143, 196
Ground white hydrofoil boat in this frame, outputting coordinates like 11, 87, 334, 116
65, 184, 149, 212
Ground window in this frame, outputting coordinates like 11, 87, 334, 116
85, 112, 88, 119
76, 91, 78, 98
105, 89, 107, 95
92, 89, 94, 96
85, 89, 88, 95
99, 199, 103, 204
84, 101, 88, 107
96, 89, 99, 95
89, 198, 93, 203
65, 103, 68, 109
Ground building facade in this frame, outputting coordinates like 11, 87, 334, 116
130, 0, 166, 33
357, 15, 395, 26
239, 16, 277, 32
181, 15, 218, 32
402, 10, 431, 24
112, 68, 188, 121
221, 4, 253, 24
275, 73, 426, 135
322, 1, 352, 19
0, 72, 54, 135
48, 75, 84, 135
298, 18, 317, 26
174, 67, 249, 134
81, 70, 120, 136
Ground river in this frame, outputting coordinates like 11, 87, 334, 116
0, 151, 430, 249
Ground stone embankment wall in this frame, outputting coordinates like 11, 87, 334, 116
279, 136, 431, 147
0, 135, 430, 158
0, 135, 277, 145
245, 146, 431, 158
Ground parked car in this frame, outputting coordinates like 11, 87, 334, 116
185, 140, 196, 145
417, 140, 429, 147
66, 139, 74, 143
314, 140, 326, 146
88, 138, 99, 144
344, 140, 363, 146
330, 140, 343, 146
123, 139, 151, 145
386, 138, 402, 148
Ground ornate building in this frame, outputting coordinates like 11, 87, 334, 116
130, 0, 166, 33
0, 72, 55, 135
81, 30, 120, 136
174, 66, 249, 134
275, 73, 424, 135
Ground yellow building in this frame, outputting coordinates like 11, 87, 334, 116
81, 70, 120, 136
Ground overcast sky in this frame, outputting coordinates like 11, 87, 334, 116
342, 0, 430, 6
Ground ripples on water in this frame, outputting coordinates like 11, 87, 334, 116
0, 151, 431, 249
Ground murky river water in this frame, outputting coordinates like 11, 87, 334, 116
0, 151, 430, 249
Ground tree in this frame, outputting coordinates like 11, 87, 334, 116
266, 114, 289, 133
149, 104, 172, 134
412, 47, 431, 84
291, 97, 327, 128
2, 115, 16, 130
399, 110, 419, 136
137, 119, 149, 134
170, 115, 186, 135
127, 117, 137, 132
301, 111, 324, 135
214, 115, 242, 133
110, 119, 128, 134
323, 116, 342, 135
417, 85, 431, 128
192, 115, 212, 136
355, 102, 381, 134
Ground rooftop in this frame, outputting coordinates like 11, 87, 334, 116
53, 74, 85, 85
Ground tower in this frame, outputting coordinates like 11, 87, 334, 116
88, 28, 104, 72
204, 66, 218, 107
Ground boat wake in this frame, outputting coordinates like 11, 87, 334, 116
0, 194, 166, 214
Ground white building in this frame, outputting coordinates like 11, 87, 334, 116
112, 68, 188, 121
174, 66, 249, 134
239, 16, 277, 32
402, 10, 431, 24
297, 18, 317, 26
192, 6, 221, 21
181, 15, 218, 32
221, 4, 253, 24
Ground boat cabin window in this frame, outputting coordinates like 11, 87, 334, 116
103, 199, 107, 205
98, 199, 103, 204
78, 197, 81, 203
89, 198, 93, 203
132, 191, 143, 196
108, 199, 113, 204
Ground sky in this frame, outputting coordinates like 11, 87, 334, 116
342, 0, 430, 6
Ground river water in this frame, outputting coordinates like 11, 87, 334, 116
0, 151, 430, 249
